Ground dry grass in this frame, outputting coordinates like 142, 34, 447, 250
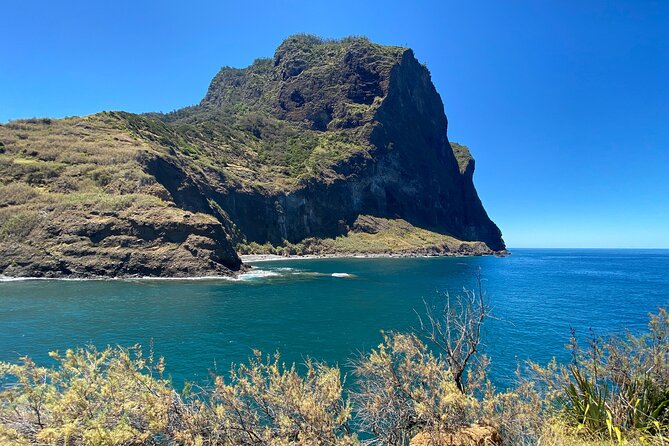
238, 216, 486, 256
0, 114, 173, 215
320, 219, 473, 254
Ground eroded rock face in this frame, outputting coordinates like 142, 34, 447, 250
0, 207, 242, 278
0, 116, 243, 278
192, 36, 504, 251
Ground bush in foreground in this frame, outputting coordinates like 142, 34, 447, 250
1, 306, 668, 445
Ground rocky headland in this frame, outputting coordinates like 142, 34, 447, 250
0, 35, 504, 278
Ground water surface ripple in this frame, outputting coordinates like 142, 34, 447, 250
1, 249, 667, 388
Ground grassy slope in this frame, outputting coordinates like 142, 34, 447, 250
0, 114, 240, 277
0, 115, 168, 231
0, 113, 485, 262
0, 36, 499, 264
238, 215, 492, 256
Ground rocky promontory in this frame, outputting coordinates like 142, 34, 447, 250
0, 35, 504, 278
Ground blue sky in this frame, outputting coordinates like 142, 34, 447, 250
1, 1, 667, 248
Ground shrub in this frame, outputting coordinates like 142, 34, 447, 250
550, 310, 669, 438
0, 210, 40, 240
0, 347, 356, 446
352, 332, 478, 445
193, 351, 355, 445
0, 345, 179, 446
1, 306, 668, 446
0, 183, 38, 207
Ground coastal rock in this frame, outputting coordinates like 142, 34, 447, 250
0, 35, 504, 278
0, 207, 242, 278
0, 116, 242, 278
169, 35, 505, 252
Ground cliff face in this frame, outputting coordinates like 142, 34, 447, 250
0, 35, 503, 278
174, 35, 504, 251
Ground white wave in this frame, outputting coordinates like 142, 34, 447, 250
236, 270, 282, 281
331, 273, 353, 278
0, 268, 324, 283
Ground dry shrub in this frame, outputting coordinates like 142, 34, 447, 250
0, 346, 356, 446
351, 332, 479, 445
0, 345, 181, 446
479, 373, 547, 446
180, 351, 355, 446
0, 183, 38, 207
1, 305, 668, 446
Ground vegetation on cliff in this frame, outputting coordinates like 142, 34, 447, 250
237, 215, 495, 257
0, 115, 241, 277
0, 35, 505, 277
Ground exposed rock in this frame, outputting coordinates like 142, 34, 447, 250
410, 424, 502, 446
167, 36, 505, 252
0, 207, 242, 278
234, 215, 496, 257
0, 116, 242, 278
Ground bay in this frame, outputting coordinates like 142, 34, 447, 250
1, 249, 667, 388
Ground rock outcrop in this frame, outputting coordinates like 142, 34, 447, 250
0, 35, 504, 278
165, 35, 504, 252
0, 116, 243, 278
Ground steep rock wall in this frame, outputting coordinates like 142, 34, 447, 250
189, 42, 504, 251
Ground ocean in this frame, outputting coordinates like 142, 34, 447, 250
1, 249, 667, 388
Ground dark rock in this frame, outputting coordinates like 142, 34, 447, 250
187, 37, 505, 252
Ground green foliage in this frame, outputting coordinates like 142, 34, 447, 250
235, 112, 320, 176
152, 34, 408, 187
530, 309, 669, 443
559, 365, 610, 434
0, 210, 40, 240
450, 142, 473, 174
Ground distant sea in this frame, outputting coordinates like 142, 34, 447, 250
1, 249, 667, 388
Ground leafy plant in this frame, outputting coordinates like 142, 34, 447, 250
559, 365, 610, 435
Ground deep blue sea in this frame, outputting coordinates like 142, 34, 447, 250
1, 249, 667, 388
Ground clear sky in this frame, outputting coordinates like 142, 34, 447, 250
1, 1, 667, 248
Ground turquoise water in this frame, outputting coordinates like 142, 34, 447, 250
1, 249, 668, 388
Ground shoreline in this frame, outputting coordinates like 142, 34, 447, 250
0, 252, 508, 281
241, 251, 507, 263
